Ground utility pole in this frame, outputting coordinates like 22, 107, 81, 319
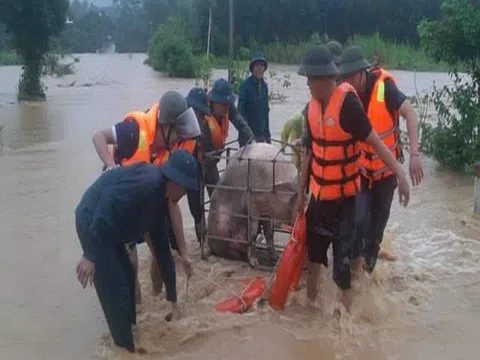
228, 0, 234, 84
207, 6, 212, 56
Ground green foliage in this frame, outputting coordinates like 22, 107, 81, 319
196, 54, 213, 89
231, 60, 249, 94
238, 47, 251, 61
1, 0, 69, 100
418, 0, 480, 72
148, 16, 200, 78
423, 75, 480, 173
346, 32, 448, 71
57, 8, 113, 53
42, 54, 76, 77
0, 51, 22, 66
418, 0, 480, 173
267, 69, 291, 103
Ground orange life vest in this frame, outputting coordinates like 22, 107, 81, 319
307, 83, 361, 201
110, 103, 197, 166
115, 103, 159, 166
152, 139, 198, 166
205, 114, 229, 150
360, 68, 402, 182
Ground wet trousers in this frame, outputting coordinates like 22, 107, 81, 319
353, 175, 398, 273
306, 196, 357, 290
185, 159, 220, 229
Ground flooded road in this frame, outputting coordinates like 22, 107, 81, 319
0, 54, 479, 359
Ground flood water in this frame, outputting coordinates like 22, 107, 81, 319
0, 54, 479, 360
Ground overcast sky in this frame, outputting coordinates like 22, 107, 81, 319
88, 0, 112, 7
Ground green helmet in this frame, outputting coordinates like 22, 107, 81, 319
338, 45, 371, 77
297, 45, 338, 77
158, 91, 201, 139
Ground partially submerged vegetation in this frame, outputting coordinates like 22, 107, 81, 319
0, 51, 22, 66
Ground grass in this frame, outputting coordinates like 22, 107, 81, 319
210, 32, 451, 72
0, 51, 22, 66
345, 32, 449, 72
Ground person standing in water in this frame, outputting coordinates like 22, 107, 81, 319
297, 45, 410, 310
238, 51, 271, 143
202, 78, 255, 196
338, 45, 423, 274
184, 87, 212, 243
92, 91, 201, 303
75, 149, 196, 353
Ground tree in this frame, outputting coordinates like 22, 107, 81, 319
0, 0, 69, 101
148, 16, 199, 78
418, 0, 480, 172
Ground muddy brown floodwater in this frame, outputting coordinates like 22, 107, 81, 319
0, 54, 479, 360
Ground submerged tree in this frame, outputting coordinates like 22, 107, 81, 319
0, 0, 69, 101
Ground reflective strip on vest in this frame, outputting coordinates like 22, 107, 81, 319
361, 68, 402, 182
307, 82, 361, 201
205, 114, 229, 150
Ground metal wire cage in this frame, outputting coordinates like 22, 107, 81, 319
199, 139, 301, 268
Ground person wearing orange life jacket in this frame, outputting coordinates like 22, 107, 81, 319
184, 87, 212, 244
92, 91, 201, 303
297, 46, 410, 310
338, 45, 424, 274
202, 78, 255, 196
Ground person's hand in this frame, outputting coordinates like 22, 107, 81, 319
409, 154, 424, 187
397, 173, 410, 207
76, 256, 95, 288
181, 254, 193, 279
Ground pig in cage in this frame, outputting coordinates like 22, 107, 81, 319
199, 139, 301, 269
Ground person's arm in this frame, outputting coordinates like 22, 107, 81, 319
297, 110, 312, 213
168, 200, 188, 257
399, 100, 419, 155
238, 80, 248, 119
168, 199, 193, 278
93, 120, 140, 169
92, 127, 117, 169
84, 187, 118, 262
385, 80, 423, 185
299, 105, 309, 146
229, 104, 255, 145
340, 92, 410, 206
364, 131, 407, 181
264, 83, 271, 143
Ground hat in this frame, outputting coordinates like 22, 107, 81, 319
161, 149, 199, 191
209, 78, 235, 105
186, 87, 211, 115
158, 91, 189, 125
326, 40, 343, 66
338, 45, 372, 77
297, 45, 339, 77
249, 51, 268, 73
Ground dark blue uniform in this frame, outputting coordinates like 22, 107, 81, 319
75, 163, 177, 352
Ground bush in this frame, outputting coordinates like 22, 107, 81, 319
418, 0, 480, 173
148, 16, 199, 78
422, 75, 480, 173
